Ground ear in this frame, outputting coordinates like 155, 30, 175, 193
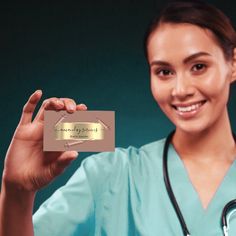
230, 48, 236, 83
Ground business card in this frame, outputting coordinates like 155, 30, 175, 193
43, 110, 115, 152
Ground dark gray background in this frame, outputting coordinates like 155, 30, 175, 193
1, 0, 236, 212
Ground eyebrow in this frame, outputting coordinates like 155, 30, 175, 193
150, 52, 212, 67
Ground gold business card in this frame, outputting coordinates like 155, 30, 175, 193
43, 110, 115, 152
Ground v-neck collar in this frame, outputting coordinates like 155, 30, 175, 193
167, 141, 236, 234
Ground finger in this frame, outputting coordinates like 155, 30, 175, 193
35, 98, 84, 123
59, 98, 77, 113
49, 151, 79, 177
44, 98, 65, 110
76, 103, 88, 110
233, 48, 236, 59
34, 97, 64, 123
19, 90, 43, 125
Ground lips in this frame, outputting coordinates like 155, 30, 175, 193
172, 100, 207, 110
172, 100, 207, 119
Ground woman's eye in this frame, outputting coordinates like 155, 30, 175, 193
153, 64, 207, 77
155, 69, 173, 76
192, 63, 206, 72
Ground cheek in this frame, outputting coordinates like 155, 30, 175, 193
200, 69, 230, 100
150, 76, 170, 106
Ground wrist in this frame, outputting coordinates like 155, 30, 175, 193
1, 179, 36, 200
1, 183, 36, 217
1, 168, 38, 193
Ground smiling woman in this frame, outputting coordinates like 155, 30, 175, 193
144, 1, 236, 235
148, 23, 235, 131
1, 1, 236, 236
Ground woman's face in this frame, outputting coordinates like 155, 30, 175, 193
147, 23, 235, 134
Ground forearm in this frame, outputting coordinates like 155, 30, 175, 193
0, 181, 35, 236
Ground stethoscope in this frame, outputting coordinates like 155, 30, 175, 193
163, 130, 236, 236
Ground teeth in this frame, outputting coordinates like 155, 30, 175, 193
176, 102, 203, 112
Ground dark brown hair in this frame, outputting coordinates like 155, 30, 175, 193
144, 0, 236, 62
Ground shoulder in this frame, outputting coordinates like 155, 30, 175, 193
82, 137, 166, 171
62, 137, 168, 206
80, 137, 167, 188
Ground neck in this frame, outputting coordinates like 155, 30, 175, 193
172, 109, 236, 163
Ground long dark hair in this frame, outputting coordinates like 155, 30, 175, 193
144, 0, 236, 62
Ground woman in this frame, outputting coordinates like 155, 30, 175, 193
1, 1, 236, 235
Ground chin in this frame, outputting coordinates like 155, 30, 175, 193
173, 120, 211, 135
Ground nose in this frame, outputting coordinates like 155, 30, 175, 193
171, 75, 195, 99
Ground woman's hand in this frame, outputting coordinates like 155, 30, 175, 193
2, 90, 87, 192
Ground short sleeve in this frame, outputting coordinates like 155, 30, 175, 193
33, 154, 97, 236
33, 147, 132, 236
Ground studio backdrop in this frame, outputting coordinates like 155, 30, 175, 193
1, 0, 236, 212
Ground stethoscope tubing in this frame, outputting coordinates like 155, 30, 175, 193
163, 130, 236, 236
163, 130, 191, 236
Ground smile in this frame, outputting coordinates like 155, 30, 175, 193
176, 101, 205, 112
172, 100, 207, 118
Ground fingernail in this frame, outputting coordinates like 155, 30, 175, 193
71, 151, 79, 158
68, 104, 75, 111
80, 104, 87, 109
36, 89, 42, 93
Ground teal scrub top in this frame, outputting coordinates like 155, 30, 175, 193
33, 137, 236, 235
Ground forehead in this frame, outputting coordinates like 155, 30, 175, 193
147, 23, 222, 63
